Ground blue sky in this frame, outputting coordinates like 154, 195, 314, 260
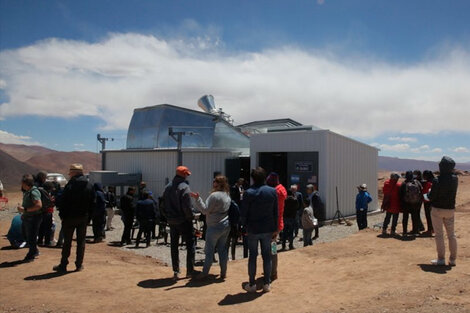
1, 0, 469, 162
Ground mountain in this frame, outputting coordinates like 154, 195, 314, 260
0, 143, 101, 191
378, 156, 470, 172
0, 143, 55, 162
26, 151, 101, 175
0, 149, 39, 191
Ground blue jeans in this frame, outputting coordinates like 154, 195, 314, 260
22, 213, 43, 258
303, 228, 313, 246
203, 219, 230, 275
247, 232, 272, 285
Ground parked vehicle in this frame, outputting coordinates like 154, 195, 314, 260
46, 173, 68, 188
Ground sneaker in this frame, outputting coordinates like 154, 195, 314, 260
431, 259, 446, 266
23, 256, 35, 263
75, 265, 84, 272
53, 264, 67, 272
449, 260, 456, 266
263, 283, 271, 292
243, 283, 257, 293
173, 272, 181, 280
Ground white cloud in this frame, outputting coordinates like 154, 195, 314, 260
454, 146, 470, 153
1, 33, 470, 138
0, 130, 40, 145
372, 143, 410, 152
388, 136, 417, 143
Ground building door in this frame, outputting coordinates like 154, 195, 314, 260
258, 152, 288, 187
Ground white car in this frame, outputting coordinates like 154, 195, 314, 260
46, 173, 68, 188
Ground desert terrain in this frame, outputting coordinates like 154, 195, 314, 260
0, 173, 469, 313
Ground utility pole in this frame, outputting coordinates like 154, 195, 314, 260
168, 127, 185, 166
97, 134, 114, 170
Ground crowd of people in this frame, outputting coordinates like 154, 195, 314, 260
5, 155, 459, 292
380, 157, 459, 266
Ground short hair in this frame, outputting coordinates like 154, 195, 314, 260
36, 171, 48, 181
127, 186, 136, 193
141, 191, 150, 199
251, 167, 266, 185
21, 174, 35, 187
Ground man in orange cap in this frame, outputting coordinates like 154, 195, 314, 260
163, 165, 195, 279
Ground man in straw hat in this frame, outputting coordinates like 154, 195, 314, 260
53, 164, 95, 272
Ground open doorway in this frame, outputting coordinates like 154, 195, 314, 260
258, 152, 288, 187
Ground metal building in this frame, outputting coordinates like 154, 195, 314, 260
250, 129, 379, 219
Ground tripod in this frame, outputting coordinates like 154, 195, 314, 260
331, 186, 348, 225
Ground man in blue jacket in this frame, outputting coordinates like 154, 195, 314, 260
355, 183, 372, 230
241, 167, 278, 293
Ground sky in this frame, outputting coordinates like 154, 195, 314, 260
0, 0, 469, 163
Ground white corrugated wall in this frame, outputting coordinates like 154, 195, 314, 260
104, 149, 239, 199
325, 132, 378, 218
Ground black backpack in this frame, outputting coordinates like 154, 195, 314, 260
31, 187, 54, 213
228, 200, 240, 227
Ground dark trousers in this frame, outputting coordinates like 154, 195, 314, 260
169, 221, 195, 274
136, 219, 153, 246
121, 215, 134, 244
281, 218, 295, 248
356, 209, 368, 230
23, 213, 43, 258
424, 202, 433, 232
38, 212, 53, 245
242, 234, 248, 258
226, 225, 238, 260
60, 216, 88, 268
402, 204, 421, 233
92, 213, 106, 240
382, 212, 399, 232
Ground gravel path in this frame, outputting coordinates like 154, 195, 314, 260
1, 202, 388, 268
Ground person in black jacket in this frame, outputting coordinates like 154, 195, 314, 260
163, 166, 195, 280
135, 191, 158, 248
53, 164, 95, 272
282, 189, 298, 250
120, 187, 136, 246
92, 183, 107, 243
400, 171, 423, 235
428, 156, 459, 266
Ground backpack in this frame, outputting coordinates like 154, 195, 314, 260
228, 200, 240, 227
404, 180, 421, 204
31, 187, 54, 213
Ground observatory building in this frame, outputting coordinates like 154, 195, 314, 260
101, 96, 378, 218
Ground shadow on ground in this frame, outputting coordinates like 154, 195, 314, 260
24, 271, 70, 280
418, 264, 453, 274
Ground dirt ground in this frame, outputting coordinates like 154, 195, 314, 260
1, 175, 470, 313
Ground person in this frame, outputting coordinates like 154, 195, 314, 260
266, 172, 286, 282
92, 183, 107, 243
138, 181, 148, 200
355, 183, 372, 230
421, 170, 435, 236
34, 171, 48, 188
381, 173, 402, 236
306, 184, 323, 239
241, 167, 278, 293
400, 171, 423, 235
428, 156, 458, 266
227, 178, 245, 260
53, 164, 95, 272
135, 191, 158, 248
290, 184, 303, 239
37, 181, 55, 247
163, 166, 196, 280
105, 186, 117, 231
282, 189, 298, 250
301, 198, 316, 246
120, 187, 136, 246
17, 174, 43, 262
191, 175, 231, 279
7, 213, 26, 249
413, 170, 425, 232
